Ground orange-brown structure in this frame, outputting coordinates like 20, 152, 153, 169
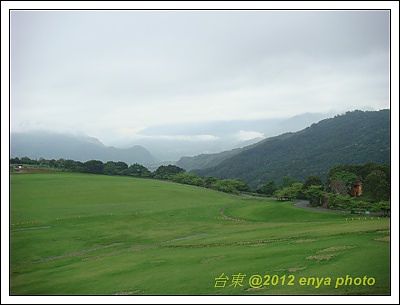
350, 183, 362, 197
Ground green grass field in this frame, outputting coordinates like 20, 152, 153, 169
10, 173, 390, 295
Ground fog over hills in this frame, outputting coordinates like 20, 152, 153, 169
121, 111, 339, 161
9, 10, 390, 166
10, 110, 378, 166
10, 131, 158, 166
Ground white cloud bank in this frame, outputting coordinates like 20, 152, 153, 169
8, 9, 391, 145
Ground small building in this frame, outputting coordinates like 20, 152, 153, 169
350, 182, 362, 197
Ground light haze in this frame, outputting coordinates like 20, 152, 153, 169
10, 10, 390, 146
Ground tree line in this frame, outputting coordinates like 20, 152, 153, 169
10, 157, 250, 195
10, 157, 390, 214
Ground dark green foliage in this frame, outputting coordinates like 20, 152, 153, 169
326, 194, 357, 211
328, 171, 359, 195
171, 172, 205, 187
194, 110, 390, 188
274, 182, 303, 200
204, 176, 219, 188
124, 163, 151, 177
176, 148, 242, 171
326, 194, 390, 215
256, 180, 278, 196
374, 201, 390, 216
82, 160, 104, 174
327, 162, 390, 201
210, 179, 250, 195
363, 170, 390, 202
280, 176, 298, 189
325, 162, 389, 183
152, 164, 186, 179
103, 161, 128, 175
303, 185, 326, 206
302, 175, 324, 190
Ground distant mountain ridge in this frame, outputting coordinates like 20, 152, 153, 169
10, 131, 158, 165
176, 148, 243, 172
122, 111, 338, 161
191, 110, 390, 188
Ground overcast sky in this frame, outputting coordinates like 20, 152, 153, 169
10, 9, 390, 145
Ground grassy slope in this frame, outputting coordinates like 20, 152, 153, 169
10, 173, 390, 295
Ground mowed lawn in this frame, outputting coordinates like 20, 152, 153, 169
10, 173, 390, 295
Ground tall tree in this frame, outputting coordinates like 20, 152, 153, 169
280, 176, 298, 189
83, 160, 104, 174
328, 171, 359, 196
153, 165, 185, 179
125, 163, 150, 177
302, 175, 323, 190
363, 170, 390, 202
257, 180, 278, 196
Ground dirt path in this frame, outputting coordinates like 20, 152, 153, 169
11, 226, 52, 232
28, 243, 125, 264
160, 233, 208, 244
293, 200, 350, 214
24, 234, 210, 265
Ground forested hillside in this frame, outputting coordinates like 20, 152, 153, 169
193, 110, 390, 188
176, 148, 243, 171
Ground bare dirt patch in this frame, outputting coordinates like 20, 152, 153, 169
294, 239, 316, 243
114, 290, 142, 295
81, 245, 156, 262
14, 167, 56, 174
375, 230, 390, 234
374, 236, 390, 242
317, 246, 356, 253
28, 243, 124, 264
202, 255, 226, 264
287, 266, 307, 272
160, 233, 208, 244
11, 226, 51, 232
163, 238, 288, 248
306, 254, 338, 262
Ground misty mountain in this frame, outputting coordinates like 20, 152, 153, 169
191, 110, 390, 188
10, 131, 158, 166
176, 148, 243, 172
126, 111, 338, 161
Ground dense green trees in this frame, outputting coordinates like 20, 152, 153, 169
153, 165, 185, 179
274, 182, 303, 201
211, 179, 250, 194
125, 163, 151, 177
326, 163, 390, 201
363, 170, 390, 202
82, 160, 104, 174
171, 172, 205, 187
302, 175, 324, 190
103, 161, 128, 175
303, 185, 325, 207
256, 180, 278, 196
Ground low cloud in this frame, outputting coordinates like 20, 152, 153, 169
139, 134, 220, 142
9, 10, 390, 146
235, 130, 265, 142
